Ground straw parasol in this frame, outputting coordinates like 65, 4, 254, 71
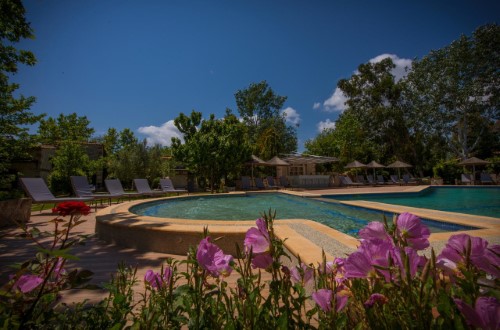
386, 160, 413, 180
366, 160, 385, 178
266, 156, 291, 177
266, 156, 290, 166
345, 160, 367, 169
245, 155, 269, 180
345, 160, 367, 180
458, 157, 490, 183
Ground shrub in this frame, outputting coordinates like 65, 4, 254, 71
1, 206, 499, 329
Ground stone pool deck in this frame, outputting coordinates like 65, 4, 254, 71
1, 185, 499, 305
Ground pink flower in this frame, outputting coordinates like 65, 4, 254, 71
13, 275, 43, 293
251, 253, 273, 270
454, 297, 500, 330
290, 263, 314, 285
144, 268, 172, 289
312, 288, 348, 313
318, 258, 346, 284
437, 234, 500, 277
196, 237, 233, 277
344, 239, 393, 281
364, 293, 388, 308
393, 247, 427, 279
396, 213, 430, 250
312, 289, 333, 312
358, 222, 392, 243
244, 218, 270, 254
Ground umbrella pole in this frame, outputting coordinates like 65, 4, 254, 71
473, 165, 476, 185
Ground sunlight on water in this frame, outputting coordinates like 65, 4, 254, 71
131, 193, 476, 236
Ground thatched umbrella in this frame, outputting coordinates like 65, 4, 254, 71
458, 157, 490, 184
386, 160, 412, 180
245, 155, 269, 181
345, 160, 367, 181
366, 160, 386, 179
266, 156, 290, 177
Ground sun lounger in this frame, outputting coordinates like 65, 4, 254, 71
133, 179, 168, 197
402, 174, 417, 185
377, 175, 387, 185
356, 175, 367, 185
105, 179, 143, 201
339, 175, 363, 187
159, 178, 188, 195
480, 173, 495, 185
390, 175, 402, 185
241, 176, 252, 190
70, 176, 119, 206
254, 177, 266, 189
366, 175, 376, 185
266, 176, 280, 189
20, 177, 93, 210
461, 173, 472, 185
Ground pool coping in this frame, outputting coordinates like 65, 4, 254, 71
95, 187, 500, 265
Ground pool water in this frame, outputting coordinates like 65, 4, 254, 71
131, 193, 476, 236
328, 187, 500, 218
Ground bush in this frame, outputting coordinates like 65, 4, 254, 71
1, 206, 499, 328
432, 159, 462, 184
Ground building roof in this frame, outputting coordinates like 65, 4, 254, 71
281, 153, 339, 164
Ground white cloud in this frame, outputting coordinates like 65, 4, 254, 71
313, 102, 321, 110
137, 120, 183, 146
317, 119, 336, 132
322, 54, 412, 112
369, 53, 412, 81
282, 107, 301, 126
323, 88, 348, 112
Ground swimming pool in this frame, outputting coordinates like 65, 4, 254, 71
326, 187, 500, 218
131, 193, 477, 236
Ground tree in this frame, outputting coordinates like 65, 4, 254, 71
47, 141, 94, 195
0, 0, 43, 197
38, 113, 94, 144
172, 110, 251, 192
36, 113, 99, 193
305, 111, 378, 169
405, 24, 500, 160
337, 58, 415, 161
234, 81, 297, 158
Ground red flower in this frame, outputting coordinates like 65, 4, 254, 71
52, 201, 91, 216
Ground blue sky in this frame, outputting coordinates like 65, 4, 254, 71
13, 0, 500, 151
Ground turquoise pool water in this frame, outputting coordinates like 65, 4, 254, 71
327, 187, 500, 218
131, 193, 477, 236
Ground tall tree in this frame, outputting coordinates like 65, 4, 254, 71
37, 113, 94, 144
405, 24, 500, 159
36, 113, 99, 193
0, 0, 43, 196
172, 110, 251, 192
234, 81, 297, 158
338, 58, 413, 160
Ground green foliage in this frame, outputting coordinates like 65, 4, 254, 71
0, 0, 43, 199
432, 159, 462, 184
33, 113, 99, 194
172, 110, 251, 192
307, 25, 499, 176
406, 24, 500, 160
37, 113, 95, 145
48, 142, 94, 195
486, 155, 500, 174
3, 209, 498, 328
235, 81, 297, 159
